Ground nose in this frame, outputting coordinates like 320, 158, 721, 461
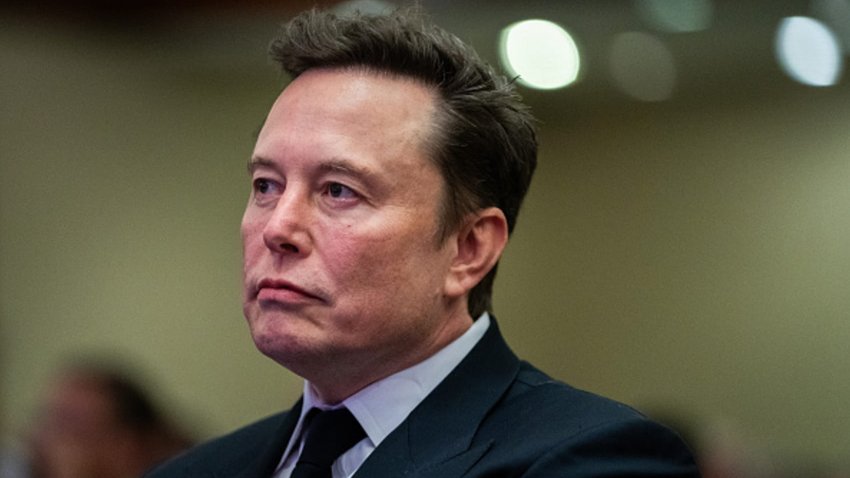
261, 188, 312, 256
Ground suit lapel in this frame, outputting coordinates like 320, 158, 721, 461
353, 319, 519, 478
221, 399, 303, 478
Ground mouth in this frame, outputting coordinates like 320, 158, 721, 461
254, 278, 325, 305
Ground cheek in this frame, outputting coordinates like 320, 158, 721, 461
326, 225, 438, 297
322, 233, 385, 285
240, 219, 264, 265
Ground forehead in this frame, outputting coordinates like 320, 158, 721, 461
282, 66, 436, 112
256, 68, 439, 161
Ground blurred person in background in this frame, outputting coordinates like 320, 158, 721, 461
26, 361, 192, 478
1, 445, 29, 478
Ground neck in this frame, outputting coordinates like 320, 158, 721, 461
308, 310, 474, 404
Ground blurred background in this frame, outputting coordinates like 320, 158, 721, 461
2, 0, 849, 476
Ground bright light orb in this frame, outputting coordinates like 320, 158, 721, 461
776, 16, 843, 87
500, 19, 580, 90
810, 0, 850, 51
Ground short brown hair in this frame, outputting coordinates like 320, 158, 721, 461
269, 7, 538, 318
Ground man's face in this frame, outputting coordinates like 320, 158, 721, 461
241, 68, 469, 396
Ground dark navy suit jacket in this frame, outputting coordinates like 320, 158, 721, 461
147, 321, 699, 477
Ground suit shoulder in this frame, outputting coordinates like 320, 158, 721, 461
505, 361, 645, 424
499, 362, 687, 443
478, 362, 699, 475
145, 412, 288, 477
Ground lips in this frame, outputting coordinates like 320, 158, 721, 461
255, 278, 325, 305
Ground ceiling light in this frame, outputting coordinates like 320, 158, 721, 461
499, 19, 581, 90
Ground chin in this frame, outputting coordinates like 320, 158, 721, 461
249, 317, 289, 350
248, 318, 312, 367
252, 330, 300, 368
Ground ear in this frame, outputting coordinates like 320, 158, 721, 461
444, 207, 509, 299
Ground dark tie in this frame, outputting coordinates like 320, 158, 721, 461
291, 408, 366, 478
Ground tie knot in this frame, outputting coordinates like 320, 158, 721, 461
292, 407, 366, 478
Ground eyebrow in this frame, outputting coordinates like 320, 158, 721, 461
317, 158, 376, 180
246, 156, 275, 174
247, 156, 377, 181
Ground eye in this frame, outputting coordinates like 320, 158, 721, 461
251, 178, 284, 207
253, 178, 280, 195
326, 182, 358, 200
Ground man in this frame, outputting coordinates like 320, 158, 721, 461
148, 7, 699, 478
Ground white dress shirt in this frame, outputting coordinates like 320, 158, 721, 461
273, 313, 491, 478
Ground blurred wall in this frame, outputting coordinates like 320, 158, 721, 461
0, 11, 300, 444
2, 3, 849, 471
498, 91, 850, 468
